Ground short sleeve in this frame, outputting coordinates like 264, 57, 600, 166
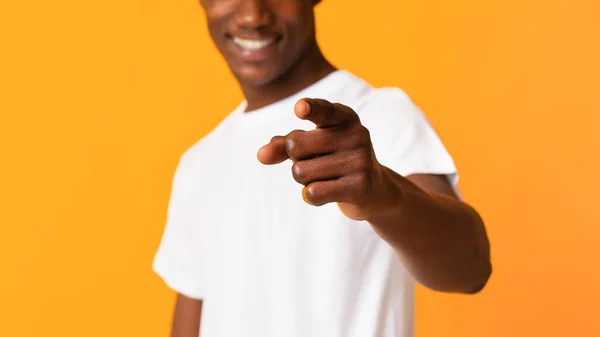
358, 87, 459, 188
153, 152, 207, 299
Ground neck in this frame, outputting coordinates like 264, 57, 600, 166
241, 43, 336, 112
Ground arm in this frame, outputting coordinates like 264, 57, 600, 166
368, 170, 491, 294
171, 294, 202, 337
258, 98, 492, 295
153, 152, 209, 336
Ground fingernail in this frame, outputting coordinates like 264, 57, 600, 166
303, 100, 311, 116
296, 99, 310, 118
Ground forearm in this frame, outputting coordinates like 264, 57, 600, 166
171, 295, 202, 337
368, 168, 492, 294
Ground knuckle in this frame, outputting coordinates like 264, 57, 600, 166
291, 162, 308, 184
322, 99, 336, 110
347, 131, 363, 147
358, 125, 371, 143
358, 158, 372, 172
335, 102, 360, 121
285, 138, 296, 156
356, 177, 372, 197
358, 168, 370, 180
347, 125, 371, 148
356, 171, 374, 192
332, 102, 347, 114
304, 186, 323, 205
285, 130, 303, 157
350, 149, 373, 171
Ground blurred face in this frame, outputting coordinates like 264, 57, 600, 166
200, 0, 320, 87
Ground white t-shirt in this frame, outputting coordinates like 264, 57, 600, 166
153, 70, 458, 337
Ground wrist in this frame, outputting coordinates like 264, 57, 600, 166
363, 166, 408, 226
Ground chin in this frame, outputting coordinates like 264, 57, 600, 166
232, 64, 283, 87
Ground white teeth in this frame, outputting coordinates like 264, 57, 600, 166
233, 36, 277, 51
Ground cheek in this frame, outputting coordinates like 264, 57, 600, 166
202, 1, 237, 48
202, 0, 237, 24
274, 0, 313, 22
291, 15, 316, 49
277, 5, 315, 38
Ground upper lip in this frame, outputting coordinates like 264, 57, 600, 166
227, 32, 281, 40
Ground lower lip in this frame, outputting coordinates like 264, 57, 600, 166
229, 38, 281, 62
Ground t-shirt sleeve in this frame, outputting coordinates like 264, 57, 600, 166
359, 87, 459, 188
153, 152, 207, 300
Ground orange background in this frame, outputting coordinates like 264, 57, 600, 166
1, 0, 599, 336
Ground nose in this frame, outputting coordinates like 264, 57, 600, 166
234, 0, 272, 30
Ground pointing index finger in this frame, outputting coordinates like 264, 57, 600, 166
294, 98, 359, 128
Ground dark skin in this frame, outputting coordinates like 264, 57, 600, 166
201, 0, 335, 111
257, 99, 491, 293
172, 0, 492, 336
171, 295, 202, 337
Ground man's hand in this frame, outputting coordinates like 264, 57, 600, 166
257, 98, 399, 221
257, 98, 492, 294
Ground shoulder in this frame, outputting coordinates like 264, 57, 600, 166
350, 85, 436, 150
346, 83, 458, 183
333, 71, 425, 124
333, 72, 423, 122
354, 86, 426, 126
175, 107, 242, 183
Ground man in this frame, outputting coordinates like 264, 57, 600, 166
153, 0, 492, 336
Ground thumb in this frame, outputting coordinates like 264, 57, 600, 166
257, 136, 289, 165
